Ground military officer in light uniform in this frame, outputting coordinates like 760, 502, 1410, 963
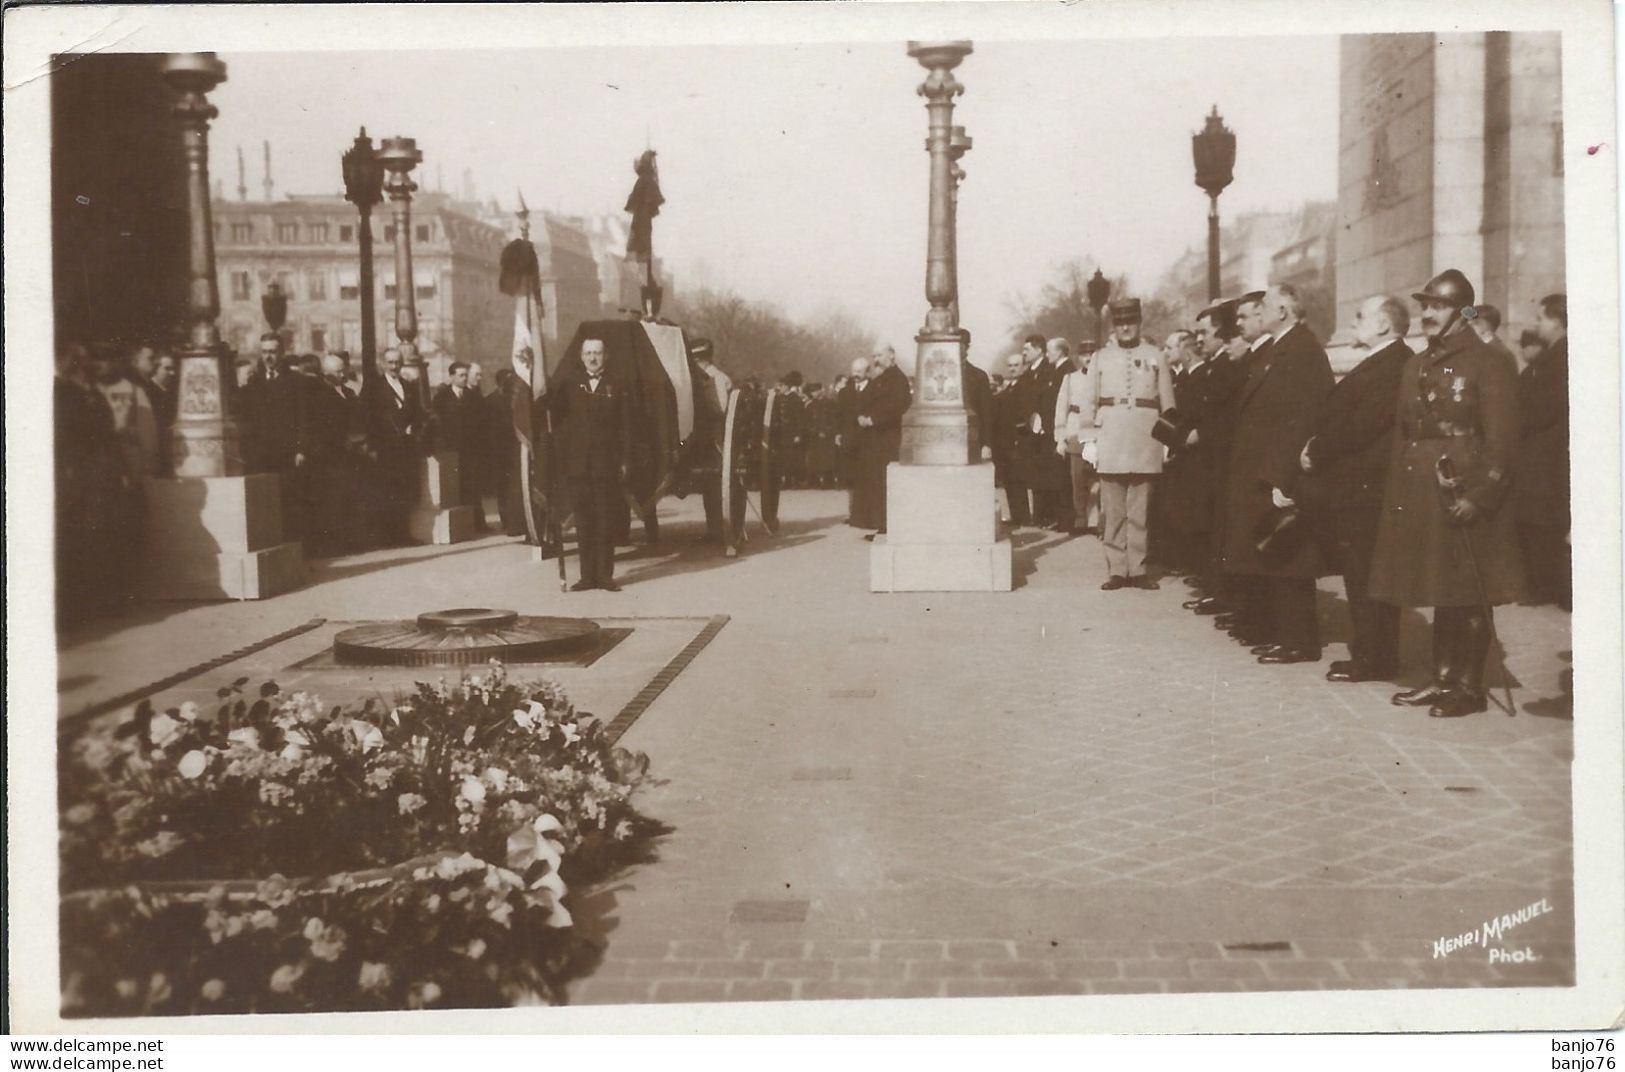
1075, 298, 1177, 590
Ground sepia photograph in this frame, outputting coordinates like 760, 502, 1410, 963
5, 0, 1621, 1037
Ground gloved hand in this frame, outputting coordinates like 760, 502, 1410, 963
1081, 440, 1098, 467
1271, 487, 1295, 509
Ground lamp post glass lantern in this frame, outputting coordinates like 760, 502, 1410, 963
1087, 268, 1111, 346
342, 128, 385, 390
378, 135, 423, 373
1193, 105, 1236, 303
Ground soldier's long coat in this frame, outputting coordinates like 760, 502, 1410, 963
1216, 322, 1336, 578
1367, 324, 1527, 608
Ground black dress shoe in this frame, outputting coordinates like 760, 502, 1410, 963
599, 581, 622, 593
1258, 647, 1320, 665
1213, 614, 1237, 630
569, 580, 596, 592
1251, 643, 1281, 657
1100, 575, 1129, 591
1428, 691, 1487, 718
1392, 682, 1454, 707
1326, 661, 1398, 683
1130, 576, 1160, 590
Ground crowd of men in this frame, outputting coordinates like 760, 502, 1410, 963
984, 273, 1570, 720
52, 333, 543, 623
56, 267, 1572, 713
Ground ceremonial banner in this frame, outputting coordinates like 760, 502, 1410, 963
639, 321, 695, 442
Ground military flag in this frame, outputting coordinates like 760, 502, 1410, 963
498, 195, 554, 550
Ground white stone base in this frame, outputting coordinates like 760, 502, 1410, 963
141, 474, 306, 600
409, 504, 477, 546
869, 462, 1013, 592
409, 451, 476, 545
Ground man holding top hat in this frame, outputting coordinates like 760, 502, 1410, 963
1292, 294, 1413, 683
1369, 269, 1525, 718
1215, 284, 1335, 663
1074, 297, 1176, 590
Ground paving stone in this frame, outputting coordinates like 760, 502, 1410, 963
726, 980, 796, 1002
61, 491, 1574, 1006
651, 980, 730, 1004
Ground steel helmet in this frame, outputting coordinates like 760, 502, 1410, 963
1411, 268, 1476, 314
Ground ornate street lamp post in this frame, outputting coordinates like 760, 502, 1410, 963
901, 40, 974, 466
1086, 268, 1111, 348
378, 135, 423, 383
159, 52, 239, 478
1193, 105, 1236, 303
947, 124, 972, 325
342, 128, 385, 393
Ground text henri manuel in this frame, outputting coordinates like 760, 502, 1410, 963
1432, 896, 1554, 962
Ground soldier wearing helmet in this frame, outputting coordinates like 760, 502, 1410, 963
1368, 269, 1527, 719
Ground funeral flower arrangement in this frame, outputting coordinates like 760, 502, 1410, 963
58, 662, 656, 1016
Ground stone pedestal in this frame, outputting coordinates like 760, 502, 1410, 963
869, 463, 1012, 592
409, 450, 476, 545
142, 474, 305, 600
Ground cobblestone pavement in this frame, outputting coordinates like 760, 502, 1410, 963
55, 489, 1576, 1003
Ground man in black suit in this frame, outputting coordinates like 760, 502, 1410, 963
300, 354, 362, 556
239, 332, 312, 540
1179, 300, 1243, 617
854, 344, 912, 538
958, 328, 993, 461
1514, 293, 1571, 610
1030, 337, 1073, 529
1292, 295, 1412, 682
432, 360, 489, 533
1217, 284, 1336, 664
551, 334, 632, 591
992, 348, 1038, 526
362, 346, 425, 547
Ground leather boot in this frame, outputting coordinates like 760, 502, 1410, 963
1392, 608, 1460, 707
1431, 608, 1491, 718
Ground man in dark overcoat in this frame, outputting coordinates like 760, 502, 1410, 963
300, 354, 362, 556
1178, 299, 1244, 616
1370, 269, 1526, 718
959, 328, 993, 462
835, 359, 868, 506
550, 334, 632, 591
991, 348, 1038, 526
361, 346, 426, 547
852, 345, 912, 536
1216, 284, 1335, 664
1029, 337, 1073, 530
1290, 295, 1413, 682
1513, 293, 1570, 610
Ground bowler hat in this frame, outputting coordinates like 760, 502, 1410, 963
1412, 268, 1476, 311
1110, 298, 1142, 323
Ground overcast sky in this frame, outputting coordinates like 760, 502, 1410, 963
208, 37, 1338, 362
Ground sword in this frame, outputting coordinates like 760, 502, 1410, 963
1437, 457, 1516, 716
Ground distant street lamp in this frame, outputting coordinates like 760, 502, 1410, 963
1086, 268, 1111, 346
342, 127, 385, 392
378, 135, 424, 385
260, 280, 287, 338
1192, 105, 1237, 303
